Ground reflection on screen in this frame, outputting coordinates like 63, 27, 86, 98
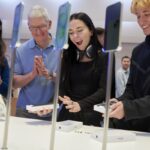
55, 2, 71, 50
10, 2, 24, 48
103, 2, 122, 51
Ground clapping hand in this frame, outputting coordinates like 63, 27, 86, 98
34, 56, 56, 80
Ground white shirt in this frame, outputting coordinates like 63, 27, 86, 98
116, 67, 130, 97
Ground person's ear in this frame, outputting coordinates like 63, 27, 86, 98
48, 20, 52, 29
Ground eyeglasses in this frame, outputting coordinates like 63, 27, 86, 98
29, 24, 48, 32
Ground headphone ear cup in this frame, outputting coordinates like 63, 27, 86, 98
76, 45, 94, 61
76, 51, 80, 61
86, 45, 94, 58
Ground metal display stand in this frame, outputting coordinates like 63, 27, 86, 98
102, 52, 114, 150
101, 2, 122, 150
49, 2, 71, 150
1, 2, 24, 149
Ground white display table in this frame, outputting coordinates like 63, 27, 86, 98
0, 117, 150, 150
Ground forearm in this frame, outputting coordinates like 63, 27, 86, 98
78, 88, 105, 110
123, 95, 150, 120
13, 72, 36, 88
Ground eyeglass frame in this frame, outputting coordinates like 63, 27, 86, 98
28, 24, 49, 32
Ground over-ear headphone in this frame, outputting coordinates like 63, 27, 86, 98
76, 45, 95, 61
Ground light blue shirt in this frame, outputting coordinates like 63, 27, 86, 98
14, 38, 60, 109
116, 67, 130, 97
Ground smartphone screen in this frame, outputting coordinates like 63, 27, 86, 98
103, 2, 122, 52
10, 2, 24, 48
55, 2, 71, 50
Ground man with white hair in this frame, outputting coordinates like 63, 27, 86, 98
13, 5, 59, 120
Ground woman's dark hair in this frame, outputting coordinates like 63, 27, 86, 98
0, 19, 6, 66
64, 12, 100, 64
95, 27, 105, 36
95, 27, 105, 49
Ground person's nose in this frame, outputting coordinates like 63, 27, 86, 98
72, 32, 79, 38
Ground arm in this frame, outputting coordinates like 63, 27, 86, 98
123, 95, 150, 120
109, 95, 150, 120
13, 56, 38, 89
13, 72, 36, 89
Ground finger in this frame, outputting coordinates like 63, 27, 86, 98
64, 95, 71, 100
66, 104, 74, 110
110, 99, 118, 105
59, 96, 65, 102
28, 110, 37, 114
59, 96, 71, 104
110, 102, 120, 110
63, 100, 73, 105
37, 111, 43, 116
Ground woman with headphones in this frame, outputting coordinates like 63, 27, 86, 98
58, 12, 107, 126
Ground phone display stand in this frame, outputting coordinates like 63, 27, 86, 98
56, 120, 83, 132
91, 129, 136, 143
101, 2, 122, 150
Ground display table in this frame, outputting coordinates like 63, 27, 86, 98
0, 117, 150, 150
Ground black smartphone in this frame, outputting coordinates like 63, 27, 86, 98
103, 2, 122, 52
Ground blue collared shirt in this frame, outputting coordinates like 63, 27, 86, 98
14, 38, 60, 109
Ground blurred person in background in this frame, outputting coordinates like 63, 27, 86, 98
0, 19, 9, 98
116, 56, 130, 97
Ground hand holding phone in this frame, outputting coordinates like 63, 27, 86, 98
94, 99, 118, 114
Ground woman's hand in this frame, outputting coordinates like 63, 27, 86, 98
59, 95, 81, 113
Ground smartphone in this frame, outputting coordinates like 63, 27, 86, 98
103, 2, 122, 52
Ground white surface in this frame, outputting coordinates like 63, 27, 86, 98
0, 117, 150, 150
26, 104, 59, 112
56, 120, 83, 132
91, 129, 136, 143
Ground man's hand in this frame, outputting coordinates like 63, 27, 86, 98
34, 56, 45, 76
59, 95, 81, 113
34, 56, 56, 80
109, 101, 125, 119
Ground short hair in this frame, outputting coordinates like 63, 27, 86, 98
131, 0, 150, 14
121, 56, 130, 61
28, 5, 50, 21
95, 27, 105, 36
